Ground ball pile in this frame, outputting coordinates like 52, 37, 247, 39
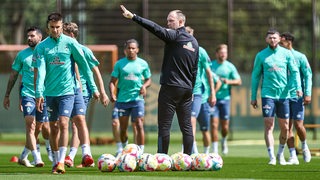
97, 144, 223, 172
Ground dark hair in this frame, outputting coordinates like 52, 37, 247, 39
47, 12, 63, 25
124, 39, 139, 48
266, 28, 280, 36
63, 22, 79, 38
26, 26, 42, 36
280, 32, 294, 42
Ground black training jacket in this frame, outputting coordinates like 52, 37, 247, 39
132, 15, 199, 90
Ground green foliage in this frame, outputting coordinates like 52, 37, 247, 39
0, 0, 56, 44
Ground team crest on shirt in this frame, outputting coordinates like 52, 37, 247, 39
183, 42, 195, 52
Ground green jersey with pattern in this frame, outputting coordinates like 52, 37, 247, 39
33, 34, 97, 98
251, 45, 301, 100
111, 57, 151, 102
78, 44, 100, 97
12, 47, 35, 98
288, 49, 312, 98
210, 59, 240, 100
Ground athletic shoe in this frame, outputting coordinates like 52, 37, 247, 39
35, 160, 45, 167
287, 157, 299, 165
76, 162, 95, 168
64, 156, 74, 168
276, 154, 286, 165
303, 149, 311, 163
82, 154, 94, 167
268, 158, 276, 165
18, 158, 34, 168
56, 162, 65, 174
51, 163, 61, 174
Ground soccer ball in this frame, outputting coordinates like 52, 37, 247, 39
117, 154, 137, 172
97, 153, 116, 172
171, 152, 192, 171
137, 153, 158, 171
208, 153, 223, 171
192, 153, 213, 171
154, 153, 172, 171
190, 153, 198, 171
122, 144, 142, 159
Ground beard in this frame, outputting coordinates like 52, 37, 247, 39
28, 41, 37, 47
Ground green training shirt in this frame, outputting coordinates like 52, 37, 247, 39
12, 47, 35, 98
33, 34, 97, 98
111, 57, 151, 103
78, 44, 100, 97
288, 48, 312, 98
251, 45, 301, 100
210, 59, 241, 100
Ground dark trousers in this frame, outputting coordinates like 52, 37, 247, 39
157, 85, 194, 155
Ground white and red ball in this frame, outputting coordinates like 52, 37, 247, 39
208, 153, 223, 171
154, 153, 172, 171
171, 152, 192, 171
117, 154, 138, 172
122, 144, 142, 159
192, 153, 213, 171
138, 153, 158, 171
97, 153, 116, 172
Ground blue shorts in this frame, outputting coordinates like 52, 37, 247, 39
83, 95, 91, 109
289, 97, 304, 120
115, 100, 144, 122
112, 106, 119, 119
46, 95, 75, 122
210, 99, 230, 120
191, 94, 202, 118
261, 98, 289, 119
21, 96, 48, 122
71, 89, 86, 117
197, 102, 210, 131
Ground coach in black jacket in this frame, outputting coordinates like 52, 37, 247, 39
121, 5, 199, 155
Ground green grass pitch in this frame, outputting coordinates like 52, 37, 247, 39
0, 131, 319, 179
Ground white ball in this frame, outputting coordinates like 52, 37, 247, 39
192, 153, 213, 171
208, 153, 223, 171
154, 153, 172, 171
137, 153, 158, 171
171, 152, 192, 171
122, 144, 142, 159
97, 153, 116, 172
117, 154, 137, 172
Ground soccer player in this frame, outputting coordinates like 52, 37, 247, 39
185, 26, 218, 154
33, 12, 99, 174
251, 28, 302, 165
121, 5, 199, 155
3, 26, 47, 167
62, 22, 110, 168
280, 32, 312, 164
109, 39, 151, 154
112, 108, 138, 156
210, 44, 241, 155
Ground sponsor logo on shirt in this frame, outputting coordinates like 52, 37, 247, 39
124, 73, 139, 81
50, 57, 65, 65
268, 65, 281, 72
183, 42, 195, 52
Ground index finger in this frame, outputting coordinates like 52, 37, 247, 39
120, 5, 126, 12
